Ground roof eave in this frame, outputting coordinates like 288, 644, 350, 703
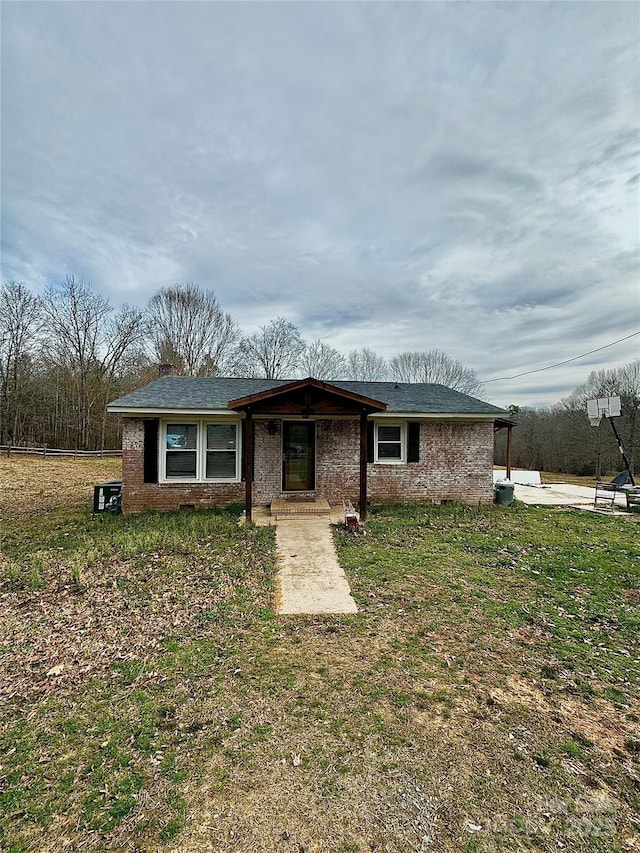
108, 406, 507, 420
373, 411, 508, 420
107, 406, 233, 417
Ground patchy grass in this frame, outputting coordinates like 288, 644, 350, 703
539, 470, 598, 487
0, 453, 122, 519
1, 458, 639, 852
1, 503, 274, 852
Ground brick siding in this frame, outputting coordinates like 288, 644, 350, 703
316, 419, 494, 505
121, 417, 494, 513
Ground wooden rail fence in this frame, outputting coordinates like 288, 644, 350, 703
2, 445, 122, 458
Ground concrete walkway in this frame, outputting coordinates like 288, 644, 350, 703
274, 515, 358, 615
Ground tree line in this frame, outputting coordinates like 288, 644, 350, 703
494, 360, 640, 478
1, 278, 483, 450
3, 277, 637, 475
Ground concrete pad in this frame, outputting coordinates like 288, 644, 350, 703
275, 516, 358, 615
514, 482, 628, 513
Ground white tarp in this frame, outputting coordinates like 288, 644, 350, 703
493, 469, 541, 486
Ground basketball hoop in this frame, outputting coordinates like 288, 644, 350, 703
586, 395, 636, 488
587, 396, 621, 427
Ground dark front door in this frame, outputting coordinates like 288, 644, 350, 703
283, 421, 315, 491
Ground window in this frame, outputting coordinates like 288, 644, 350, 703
206, 423, 237, 479
166, 423, 197, 478
162, 420, 240, 481
375, 423, 406, 463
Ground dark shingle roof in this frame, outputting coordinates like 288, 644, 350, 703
331, 381, 505, 415
109, 376, 506, 416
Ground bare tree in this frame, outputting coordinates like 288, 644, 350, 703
390, 349, 484, 395
98, 304, 148, 448
239, 317, 306, 379
41, 276, 110, 448
0, 282, 42, 444
565, 361, 640, 405
561, 359, 640, 476
146, 283, 241, 376
300, 340, 346, 380
41, 276, 146, 448
495, 358, 640, 478
345, 347, 389, 381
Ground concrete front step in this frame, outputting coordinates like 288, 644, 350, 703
270, 496, 331, 518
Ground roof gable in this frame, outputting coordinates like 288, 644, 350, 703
227, 377, 387, 415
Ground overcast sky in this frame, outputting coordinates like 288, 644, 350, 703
2, 1, 639, 407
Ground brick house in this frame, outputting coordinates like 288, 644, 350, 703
107, 373, 511, 520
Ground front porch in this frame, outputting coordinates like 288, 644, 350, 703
243, 499, 348, 526
228, 377, 387, 523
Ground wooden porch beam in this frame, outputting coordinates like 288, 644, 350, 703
506, 424, 512, 480
244, 409, 253, 523
359, 410, 368, 523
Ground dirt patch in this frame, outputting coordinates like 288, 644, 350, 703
485, 676, 639, 754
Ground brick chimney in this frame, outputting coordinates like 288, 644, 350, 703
158, 364, 179, 377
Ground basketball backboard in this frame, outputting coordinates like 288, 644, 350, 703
586, 395, 622, 426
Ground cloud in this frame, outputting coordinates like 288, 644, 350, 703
1, 0, 638, 408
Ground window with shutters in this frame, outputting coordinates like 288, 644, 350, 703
374, 422, 406, 464
161, 420, 241, 482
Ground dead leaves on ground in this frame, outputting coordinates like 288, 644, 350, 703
1, 542, 260, 703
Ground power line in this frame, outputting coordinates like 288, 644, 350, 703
482, 330, 640, 383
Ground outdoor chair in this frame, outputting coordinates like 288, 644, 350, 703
594, 471, 631, 511
625, 487, 640, 513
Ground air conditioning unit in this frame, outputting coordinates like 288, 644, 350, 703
93, 481, 122, 514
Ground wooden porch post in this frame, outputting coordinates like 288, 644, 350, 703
244, 409, 253, 523
359, 410, 368, 523
506, 424, 512, 480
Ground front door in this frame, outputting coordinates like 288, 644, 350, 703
283, 421, 315, 491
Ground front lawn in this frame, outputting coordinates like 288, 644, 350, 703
1, 493, 638, 852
